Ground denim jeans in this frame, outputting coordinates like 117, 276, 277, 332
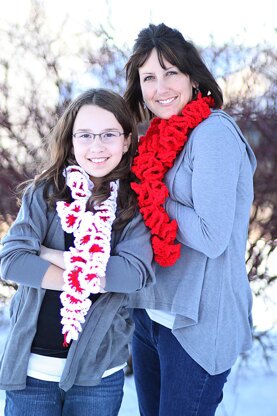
132, 309, 231, 416
5, 370, 124, 416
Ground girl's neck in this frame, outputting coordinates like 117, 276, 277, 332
90, 176, 101, 187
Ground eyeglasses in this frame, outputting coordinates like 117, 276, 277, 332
72, 130, 125, 144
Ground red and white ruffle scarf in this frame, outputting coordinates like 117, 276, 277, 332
56, 165, 118, 345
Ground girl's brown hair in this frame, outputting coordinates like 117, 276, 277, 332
33, 88, 138, 229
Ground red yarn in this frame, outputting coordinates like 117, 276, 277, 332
131, 94, 214, 267
63, 334, 69, 348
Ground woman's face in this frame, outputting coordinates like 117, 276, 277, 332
72, 105, 130, 183
138, 48, 196, 119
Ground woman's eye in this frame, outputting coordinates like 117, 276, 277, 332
144, 75, 154, 82
166, 70, 178, 76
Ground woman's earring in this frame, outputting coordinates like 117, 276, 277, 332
193, 86, 200, 97
143, 102, 147, 110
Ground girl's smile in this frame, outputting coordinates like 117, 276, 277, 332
72, 105, 130, 182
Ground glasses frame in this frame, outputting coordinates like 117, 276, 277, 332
72, 130, 125, 144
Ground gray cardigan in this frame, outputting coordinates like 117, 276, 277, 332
129, 110, 257, 375
0, 183, 155, 391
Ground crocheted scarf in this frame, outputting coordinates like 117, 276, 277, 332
131, 93, 214, 267
56, 166, 118, 345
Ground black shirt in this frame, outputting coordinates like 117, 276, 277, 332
31, 232, 101, 358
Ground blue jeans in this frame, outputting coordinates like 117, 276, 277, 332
5, 370, 124, 416
132, 309, 231, 416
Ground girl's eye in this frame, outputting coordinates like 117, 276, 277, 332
102, 132, 117, 139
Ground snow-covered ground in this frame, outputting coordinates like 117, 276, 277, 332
0, 283, 276, 415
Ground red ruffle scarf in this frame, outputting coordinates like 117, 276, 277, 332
131, 93, 215, 267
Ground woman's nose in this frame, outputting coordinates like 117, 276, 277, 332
156, 77, 168, 94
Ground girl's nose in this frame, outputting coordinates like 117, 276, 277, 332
89, 135, 105, 149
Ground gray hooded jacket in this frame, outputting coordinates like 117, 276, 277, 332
129, 110, 257, 375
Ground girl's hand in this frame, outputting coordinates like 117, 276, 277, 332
40, 245, 65, 269
99, 275, 107, 293
41, 264, 65, 291
40, 246, 108, 293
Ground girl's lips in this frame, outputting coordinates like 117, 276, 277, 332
89, 157, 109, 165
89, 157, 109, 164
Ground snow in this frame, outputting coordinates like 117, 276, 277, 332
0, 289, 277, 415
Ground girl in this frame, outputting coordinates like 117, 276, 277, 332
0, 88, 154, 416
124, 23, 257, 416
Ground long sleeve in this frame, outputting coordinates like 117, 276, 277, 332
0, 185, 51, 287
166, 122, 243, 259
105, 213, 155, 293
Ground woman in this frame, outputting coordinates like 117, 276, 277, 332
0, 88, 154, 416
124, 23, 257, 416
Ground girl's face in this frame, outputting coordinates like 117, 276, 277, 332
138, 48, 196, 120
72, 105, 130, 182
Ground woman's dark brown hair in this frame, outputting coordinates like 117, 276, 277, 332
32, 88, 138, 229
124, 23, 223, 123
